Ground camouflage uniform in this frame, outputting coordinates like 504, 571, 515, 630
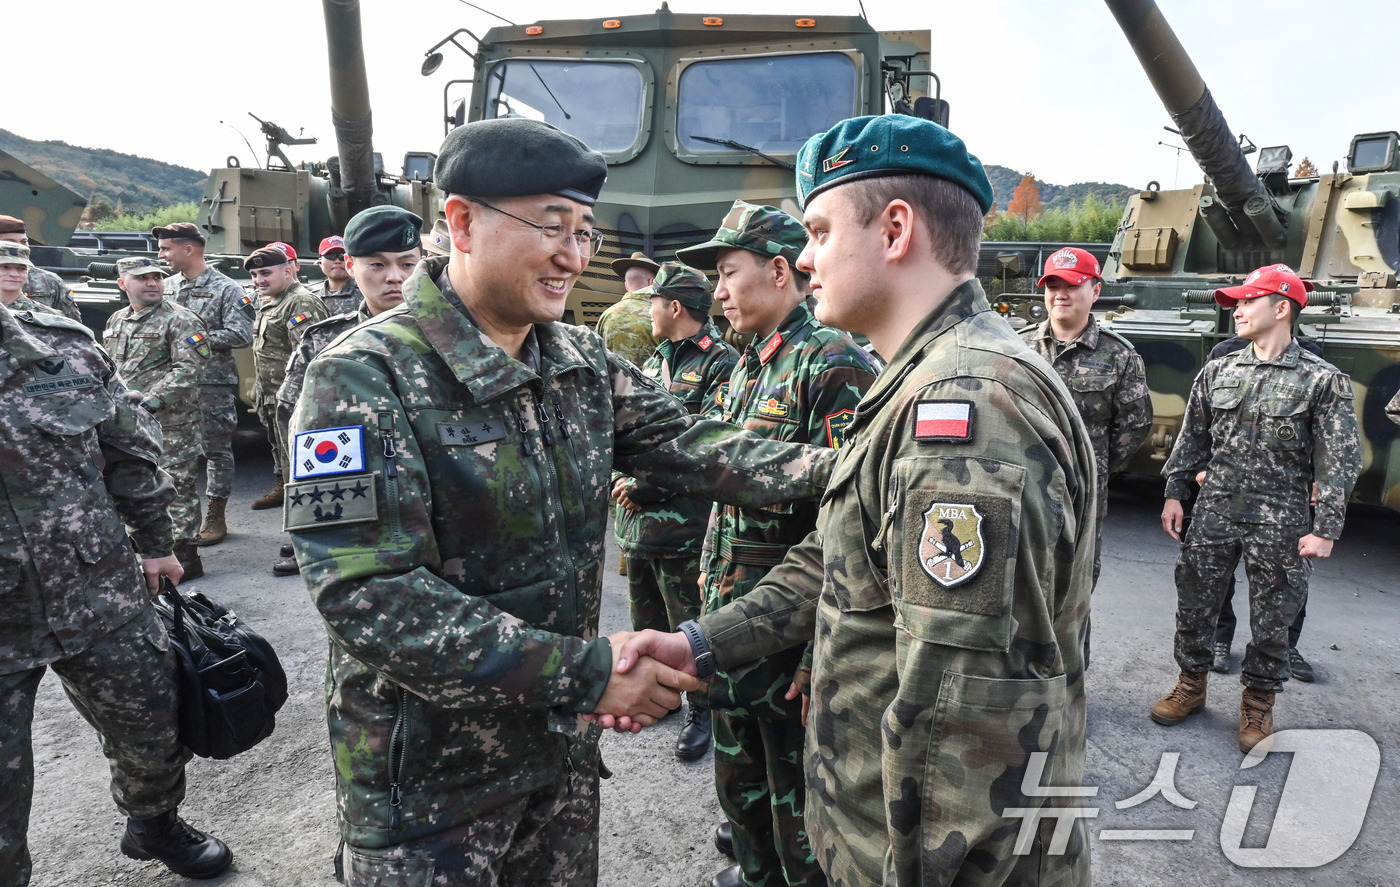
1163, 340, 1361, 690
702, 300, 877, 887
23, 267, 81, 322
311, 277, 364, 317
594, 291, 661, 366
9, 295, 62, 317
615, 318, 738, 633
0, 303, 187, 886
165, 267, 254, 500
276, 305, 371, 433
102, 299, 209, 545
697, 279, 1097, 886
287, 257, 833, 883
1020, 316, 1151, 580
253, 282, 328, 480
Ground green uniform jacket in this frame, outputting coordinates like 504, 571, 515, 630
0, 303, 173, 672
276, 305, 373, 432
1163, 340, 1360, 538
698, 280, 1097, 886
287, 256, 834, 848
252, 281, 328, 405
594, 290, 661, 367
24, 266, 81, 322
165, 267, 254, 387
312, 278, 364, 317
102, 299, 209, 458
614, 319, 738, 558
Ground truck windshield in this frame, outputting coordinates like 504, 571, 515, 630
484, 59, 645, 154
677, 52, 858, 158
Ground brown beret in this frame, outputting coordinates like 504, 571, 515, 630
0, 215, 26, 236
244, 246, 290, 270
152, 222, 206, 244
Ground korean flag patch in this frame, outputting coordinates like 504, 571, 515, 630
292, 425, 366, 479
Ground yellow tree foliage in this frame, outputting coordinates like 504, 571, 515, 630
1007, 172, 1042, 221
1294, 157, 1318, 178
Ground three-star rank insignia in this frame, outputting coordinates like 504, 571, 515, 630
283, 472, 377, 531
918, 500, 985, 588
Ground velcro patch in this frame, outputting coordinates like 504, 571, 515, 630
284, 472, 378, 531
913, 400, 973, 442
825, 408, 855, 450
438, 420, 506, 446
292, 425, 366, 479
901, 491, 1011, 615
186, 332, 212, 359
289, 313, 310, 327
1334, 374, 1354, 399
238, 294, 255, 313
24, 374, 95, 396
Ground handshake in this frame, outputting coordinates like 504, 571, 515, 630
589, 630, 700, 733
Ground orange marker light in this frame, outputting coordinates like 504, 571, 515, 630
603, 19, 621, 28
526, 25, 544, 35
796, 18, 816, 27
703, 17, 723, 26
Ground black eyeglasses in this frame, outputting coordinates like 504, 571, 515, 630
468, 198, 605, 259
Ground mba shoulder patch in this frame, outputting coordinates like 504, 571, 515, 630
186, 332, 212, 359
292, 425, 366, 479
284, 472, 378, 531
913, 400, 973, 442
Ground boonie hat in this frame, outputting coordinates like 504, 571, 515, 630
116, 256, 169, 277
435, 118, 608, 206
1037, 247, 1102, 287
244, 246, 290, 270
318, 235, 346, 257
610, 251, 660, 279
0, 215, 27, 236
644, 261, 713, 312
796, 114, 994, 214
343, 206, 423, 256
1214, 264, 1313, 309
675, 200, 807, 271
151, 222, 206, 244
0, 243, 32, 267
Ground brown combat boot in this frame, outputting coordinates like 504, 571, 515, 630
1239, 689, 1276, 753
196, 496, 228, 546
1150, 670, 1208, 725
250, 477, 284, 510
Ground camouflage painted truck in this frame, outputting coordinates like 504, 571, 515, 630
1084, 0, 1400, 510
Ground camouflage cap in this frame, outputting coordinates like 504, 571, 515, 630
0, 215, 26, 236
424, 218, 452, 257
116, 256, 169, 277
796, 114, 994, 214
674, 199, 807, 271
643, 261, 713, 311
0, 243, 32, 267
151, 221, 206, 244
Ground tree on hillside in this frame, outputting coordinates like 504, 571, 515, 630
1294, 157, 1318, 178
1007, 173, 1042, 223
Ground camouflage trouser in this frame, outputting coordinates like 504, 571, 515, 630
339, 753, 600, 887
163, 444, 203, 546
1174, 513, 1311, 692
0, 608, 188, 886
712, 706, 822, 887
625, 554, 702, 633
256, 399, 289, 481
199, 385, 238, 498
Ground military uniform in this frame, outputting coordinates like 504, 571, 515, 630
276, 305, 371, 432
288, 256, 833, 883
1020, 316, 1151, 579
165, 267, 254, 501
9, 295, 62, 317
615, 317, 738, 634
23, 266, 81, 322
594, 290, 661, 366
102, 299, 210, 546
695, 279, 1097, 886
702, 300, 876, 887
312, 277, 364, 316
1163, 340, 1361, 690
0, 303, 188, 885
253, 280, 328, 481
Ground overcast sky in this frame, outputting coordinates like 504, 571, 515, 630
10, 0, 1395, 191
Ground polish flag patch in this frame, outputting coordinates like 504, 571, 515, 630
913, 401, 973, 442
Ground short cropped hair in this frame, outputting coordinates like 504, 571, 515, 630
1266, 292, 1301, 327
747, 251, 811, 295
844, 175, 984, 277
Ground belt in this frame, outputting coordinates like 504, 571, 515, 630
717, 537, 791, 568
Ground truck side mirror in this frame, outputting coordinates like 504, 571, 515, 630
913, 97, 949, 129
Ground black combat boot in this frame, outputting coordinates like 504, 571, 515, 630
714, 821, 735, 859
676, 698, 712, 761
272, 543, 300, 576
173, 542, 204, 582
120, 810, 232, 879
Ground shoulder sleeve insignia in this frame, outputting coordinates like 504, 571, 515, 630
238, 294, 255, 313
715, 381, 729, 408
824, 408, 856, 450
1333, 374, 1355, 399
917, 500, 986, 587
913, 400, 974, 442
284, 472, 378, 531
185, 332, 212, 359
289, 313, 309, 327
291, 425, 367, 479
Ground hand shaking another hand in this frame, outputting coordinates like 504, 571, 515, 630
589, 631, 702, 734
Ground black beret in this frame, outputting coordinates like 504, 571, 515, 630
244, 246, 289, 270
434, 118, 608, 206
344, 206, 424, 256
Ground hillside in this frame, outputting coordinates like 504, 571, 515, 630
0, 129, 207, 216
984, 164, 1136, 213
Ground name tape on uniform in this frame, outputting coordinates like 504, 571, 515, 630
292, 425, 366, 479
913, 400, 974, 442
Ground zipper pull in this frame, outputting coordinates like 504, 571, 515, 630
871, 476, 901, 553
378, 413, 397, 478
514, 406, 536, 456
389, 783, 402, 828
553, 395, 570, 439
534, 394, 554, 447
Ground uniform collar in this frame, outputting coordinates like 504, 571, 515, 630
1235, 338, 1302, 368
125, 300, 166, 321
178, 266, 219, 289
748, 300, 815, 367
1035, 315, 1100, 352
0, 302, 59, 382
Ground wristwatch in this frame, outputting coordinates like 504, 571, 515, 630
677, 620, 716, 680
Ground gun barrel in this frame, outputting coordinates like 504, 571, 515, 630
322, 0, 376, 213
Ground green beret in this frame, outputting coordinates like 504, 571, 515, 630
434, 118, 608, 206
643, 261, 713, 312
796, 115, 994, 215
244, 246, 289, 270
344, 206, 424, 256
116, 256, 168, 277
675, 200, 807, 271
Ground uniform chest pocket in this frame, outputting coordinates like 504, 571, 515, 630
816, 437, 892, 613
1264, 395, 1310, 449
29, 383, 115, 437
1209, 382, 1245, 411
1067, 372, 1114, 394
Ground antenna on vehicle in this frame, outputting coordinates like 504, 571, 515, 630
220, 120, 262, 170
452, 0, 514, 26
856, 0, 869, 20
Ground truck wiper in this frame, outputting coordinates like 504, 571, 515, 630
691, 135, 795, 171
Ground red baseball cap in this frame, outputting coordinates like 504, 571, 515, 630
1037, 247, 1102, 287
319, 235, 346, 257
268, 241, 298, 261
1214, 264, 1313, 308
